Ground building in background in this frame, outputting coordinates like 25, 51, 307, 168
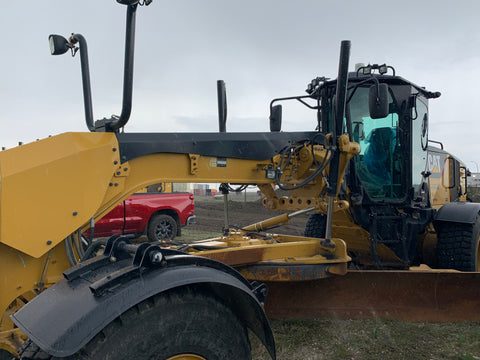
470, 173, 480, 187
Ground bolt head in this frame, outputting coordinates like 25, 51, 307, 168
150, 251, 163, 264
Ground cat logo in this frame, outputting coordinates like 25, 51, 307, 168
428, 154, 442, 173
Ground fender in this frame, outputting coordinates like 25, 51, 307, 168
434, 201, 480, 225
11, 238, 275, 359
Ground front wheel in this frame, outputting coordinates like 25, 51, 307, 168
437, 216, 480, 271
19, 287, 251, 360
147, 214, 178, 241
304, 213, 327, 238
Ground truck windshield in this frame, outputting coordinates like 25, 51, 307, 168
348, 86, 404, 200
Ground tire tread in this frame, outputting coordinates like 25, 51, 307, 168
19, 286, 250, 360
437, 220, 480, 271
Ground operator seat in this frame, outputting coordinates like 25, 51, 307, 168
363, 127, 396, 181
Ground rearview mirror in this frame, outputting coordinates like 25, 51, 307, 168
270, 105, 282, 132
369, 83, 389, 119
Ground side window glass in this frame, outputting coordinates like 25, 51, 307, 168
412, 99, 428, 193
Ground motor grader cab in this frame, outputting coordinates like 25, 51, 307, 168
302, 64, 480, 271
1, 1, 480, 359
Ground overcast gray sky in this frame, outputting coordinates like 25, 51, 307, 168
1, 1, 480, 171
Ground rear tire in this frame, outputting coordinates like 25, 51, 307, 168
304, 213, 327, 238
437, 216, 480, 271
147, 214, 177, 241
19, 287, 251, 360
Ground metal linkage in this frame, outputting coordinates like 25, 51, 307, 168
63, 235, 180, 297
89, 243, 168, 297
63, 235, 133, 281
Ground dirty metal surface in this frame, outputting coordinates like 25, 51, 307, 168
264, 270, 480, 322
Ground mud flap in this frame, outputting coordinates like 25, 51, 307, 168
11, 238, 275, 359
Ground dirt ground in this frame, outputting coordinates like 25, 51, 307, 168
182, 196, 309, 240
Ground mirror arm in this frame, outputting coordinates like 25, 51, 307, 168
269, 94, 319, 114
70, 34, 95, 132
107, 4, 137, 131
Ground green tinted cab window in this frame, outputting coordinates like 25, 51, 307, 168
349, 87, 403, 200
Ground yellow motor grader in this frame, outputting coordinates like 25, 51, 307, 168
1, 1, 480, 359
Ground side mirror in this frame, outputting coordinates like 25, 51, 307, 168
369, 83, 389, 119
48, 35, 70, 55
270, 105, 282, 132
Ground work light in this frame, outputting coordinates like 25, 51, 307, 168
48, 35, 70, 55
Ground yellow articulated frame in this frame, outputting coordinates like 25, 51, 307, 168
0, 131, 359, 261
112, 135, 359, 215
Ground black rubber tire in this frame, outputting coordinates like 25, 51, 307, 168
147, 214, 177, 241
304, 213, 327, 238
437, 217, 480, 271
0, 350, 13, 360
19, 286, 251, 360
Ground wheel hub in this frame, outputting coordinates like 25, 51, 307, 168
167, 355, 206, 360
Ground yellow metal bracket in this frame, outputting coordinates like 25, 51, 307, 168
261, 195, 349, 213
114, 162, 130, 177
189, 154, 200, 175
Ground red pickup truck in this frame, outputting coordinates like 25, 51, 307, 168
89, 192, 195, 241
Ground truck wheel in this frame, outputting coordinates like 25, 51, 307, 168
304, 213, 327, 238
437, 217, 480, 271
19, 287, 251, 360
148, 214, 177, 241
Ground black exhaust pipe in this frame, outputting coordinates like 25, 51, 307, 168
217, 80, 227, 133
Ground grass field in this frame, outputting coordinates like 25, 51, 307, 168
251, 318, 480, 360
